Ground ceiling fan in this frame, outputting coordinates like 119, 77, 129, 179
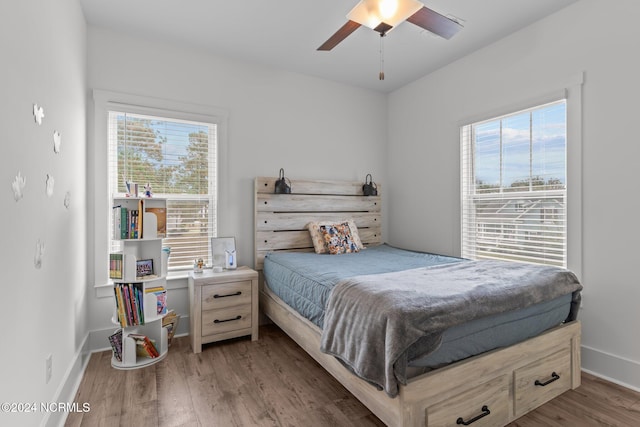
318, 0, 463, 51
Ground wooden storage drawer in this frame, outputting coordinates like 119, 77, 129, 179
202, 304, 252, 337
202, 280, 252, 311
189, 267, 259, 353
426, 374, 509, 427
514, 347, 571, 417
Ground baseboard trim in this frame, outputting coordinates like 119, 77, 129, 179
42, 334, 91, 427
581, 344, 640, 392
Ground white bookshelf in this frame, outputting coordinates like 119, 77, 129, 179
109, 197, 169, 369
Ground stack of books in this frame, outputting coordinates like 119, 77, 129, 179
112, 199, 145, 239
109, 253, 123, 279
129, 333, 159, 358
114, 283, 145, 327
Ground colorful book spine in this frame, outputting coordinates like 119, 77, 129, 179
129, 210, 137, 239
114, 285, 127, 327
121, 284, 131, 326
109, 253, 123, 279
136, 285, 144, 324
114, 283, 146, 327
120, 207, 128, 239
138, 199, 144, 239
128, 284, 138, 326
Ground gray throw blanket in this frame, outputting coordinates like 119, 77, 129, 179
320, 260, 582, 397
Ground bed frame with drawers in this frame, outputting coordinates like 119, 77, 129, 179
254, 177, 581, 427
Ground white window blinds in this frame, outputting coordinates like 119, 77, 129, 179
461, 100, 567, 267
108, 111, 217, 270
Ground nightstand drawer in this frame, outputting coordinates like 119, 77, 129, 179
202, 280, 252, 311
202, 305, 252, 337
189, 267, 259, 353
514, 347, 571, 417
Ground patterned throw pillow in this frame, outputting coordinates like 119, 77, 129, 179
307, 221, 328, 254
319, 222, 359, 255
308, 219, 365, 254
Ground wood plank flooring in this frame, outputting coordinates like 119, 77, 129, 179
66, 325, 640, 427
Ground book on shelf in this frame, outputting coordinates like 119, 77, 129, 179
113, 206, 129, 239
162, 310, 180, 346
114, 285, 127, 327
146, 286, 167, 315
114, 206, 143, 240
129, 209, 139, 239
145, 207, 167, 238
128, 333, 159, 358
137, 199, 144, 238
114, 283, 145, 327
108, 329, 123, 362
129, 284, 140, 325
113, 206, 122, 240
123, 284, 133, 325
109, 253, 123, 279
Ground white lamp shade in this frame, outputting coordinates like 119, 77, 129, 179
347, 0, 424, 31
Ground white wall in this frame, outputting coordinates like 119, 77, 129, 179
5, 3, 637, 423
86, 27, 388, 348
388, 0, 640, 390
0, 1, 87, 426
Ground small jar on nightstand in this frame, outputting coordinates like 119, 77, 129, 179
188, 266, 259, 353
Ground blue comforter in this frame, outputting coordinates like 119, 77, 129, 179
319, 258, 582, 397
263, 244, 462, 327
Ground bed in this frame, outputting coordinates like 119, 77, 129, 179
254, 177, 582, 427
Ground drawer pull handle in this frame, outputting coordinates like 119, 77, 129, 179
214, 315, 242, 324
456, 406, 490, 425
535, 372, 560, 387
456, 405, 490, 425
213, 291, 242, 299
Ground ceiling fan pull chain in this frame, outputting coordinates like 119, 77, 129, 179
379, 33, 385, 81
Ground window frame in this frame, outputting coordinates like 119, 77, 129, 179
458, 74, 583, 279
461, 99, 568, 267
92, 90, 228, 294
107, 110, 218, 271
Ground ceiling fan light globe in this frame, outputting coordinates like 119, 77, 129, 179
379, 0, 399, 20
348, 0, 424, 31
348, 1, 381, 29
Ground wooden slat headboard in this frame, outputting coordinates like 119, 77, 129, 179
254, 177, 382, 270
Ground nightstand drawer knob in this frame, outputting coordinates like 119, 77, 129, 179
213, 291, 242, 299
213, 315, 242, 324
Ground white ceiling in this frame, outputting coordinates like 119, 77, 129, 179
80, 0, 579, 93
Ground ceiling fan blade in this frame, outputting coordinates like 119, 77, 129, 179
317, 20, 361, 51
406, 6, 462, 40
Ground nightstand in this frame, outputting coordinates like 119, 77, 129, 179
188, 266, 259, 353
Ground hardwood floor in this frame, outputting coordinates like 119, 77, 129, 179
66, 325, 640, 427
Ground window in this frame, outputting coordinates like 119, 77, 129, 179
461, 100, 567, 267
108, 111, 217, 271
